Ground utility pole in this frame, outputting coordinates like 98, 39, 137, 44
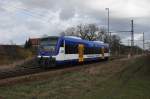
105, 8, 111, 46
143, 32, 145, 54
105, 8, 110, 36
105, 8, 112, 57
131, 20, 134, 56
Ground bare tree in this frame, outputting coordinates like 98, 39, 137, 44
60, 27, 77, 36
85, 24, 98, 40
61, 24, 107, 41
76, 24, 87, 39
95, 27, 107, 41
110, 35, 121, 55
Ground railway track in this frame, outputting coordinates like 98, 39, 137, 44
0, 66, 44, 79
0, 56, 124, 80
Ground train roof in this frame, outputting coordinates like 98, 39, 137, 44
61, 36, 109, 47
40, 36, 109, 47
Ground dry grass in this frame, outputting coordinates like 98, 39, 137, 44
0, 45, 33, 66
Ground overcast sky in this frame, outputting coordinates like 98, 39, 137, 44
0, 0, 150, 48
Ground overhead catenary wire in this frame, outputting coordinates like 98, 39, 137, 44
2, 0, 54, 23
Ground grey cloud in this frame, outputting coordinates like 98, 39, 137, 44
20, 0, 58, 9
59, 7, 75, 20
0, 0, 150, 46
20, 0, 80, 20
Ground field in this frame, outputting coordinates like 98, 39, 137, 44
0, 55, 149, 99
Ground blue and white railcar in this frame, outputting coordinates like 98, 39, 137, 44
37, 36, 110, 67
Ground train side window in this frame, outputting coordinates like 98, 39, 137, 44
60, 40, 64, 47
65, 44, 70, 54
65, 43, 78, 54
74, 44, 78, 54
84, 47, 101, 54
95, 47, 99, 54
84, 47, 93, 54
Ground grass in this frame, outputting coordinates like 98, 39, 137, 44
0, 55, 150, 99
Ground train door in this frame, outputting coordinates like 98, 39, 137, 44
101, 47, 105, 59
78, 44, 84, 62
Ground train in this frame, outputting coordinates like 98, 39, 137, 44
37, 36, 110, 68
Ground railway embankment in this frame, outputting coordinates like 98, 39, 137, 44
0, 55, 149, 99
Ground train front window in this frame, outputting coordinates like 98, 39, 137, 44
40, 37, 58, 52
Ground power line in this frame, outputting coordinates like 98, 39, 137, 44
2, 1, 52, 23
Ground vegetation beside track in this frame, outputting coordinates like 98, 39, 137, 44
0, 45, 33, 65
0, 55, 149, 99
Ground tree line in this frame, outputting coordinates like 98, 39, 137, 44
61, 24, 142, 56
25, 23, 143, 56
